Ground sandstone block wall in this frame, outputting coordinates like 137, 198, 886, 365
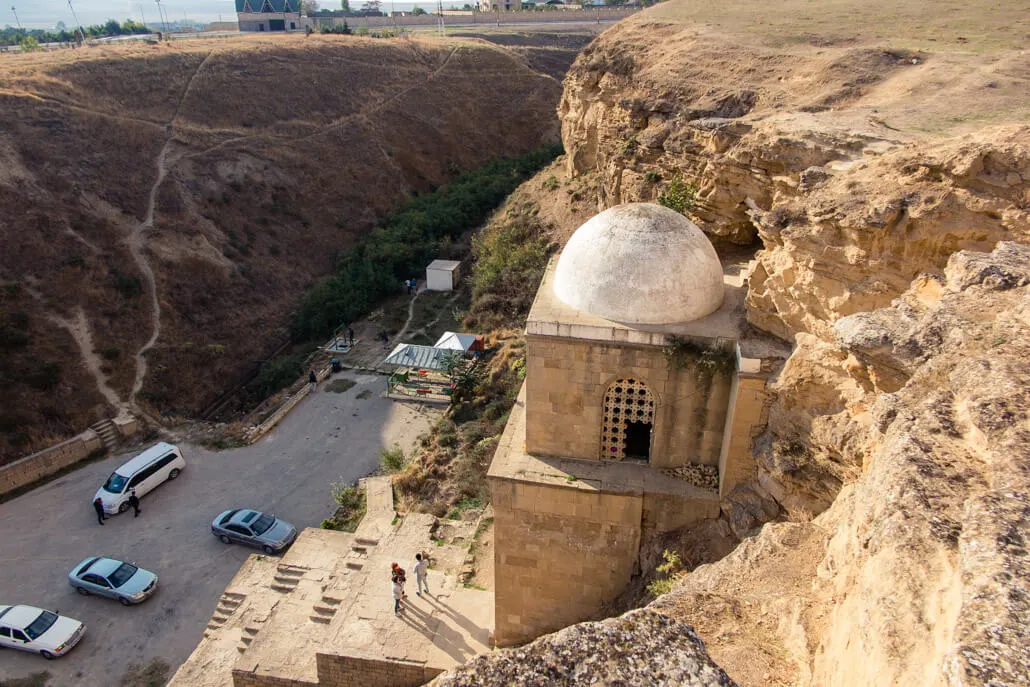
717, 374, 769, 498
232, 670, 315, 687
491, 477, 643, 647
0, 429, 103, 497
316, 654, 442, 687
525, 335, 730, 468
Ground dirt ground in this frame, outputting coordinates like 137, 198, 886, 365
0, 370, 438, 687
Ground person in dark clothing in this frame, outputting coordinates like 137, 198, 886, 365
128, 489, 141, 517
93, 497, 107, 525
348, 326, 354, 346
309, 369, 317, 392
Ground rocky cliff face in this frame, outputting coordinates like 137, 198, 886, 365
655, 241, 1030, 685
436, 2, 1030, 684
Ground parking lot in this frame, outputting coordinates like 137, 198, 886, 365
0, 372, 434, 686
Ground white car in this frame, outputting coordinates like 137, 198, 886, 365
94, 442, 186, 515
0, 605, 85, 659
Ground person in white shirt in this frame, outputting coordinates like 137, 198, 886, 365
414, 552, 429, 596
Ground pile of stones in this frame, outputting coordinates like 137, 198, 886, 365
662, 464, 719, 492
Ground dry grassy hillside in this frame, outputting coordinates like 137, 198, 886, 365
0, 32, 574, 461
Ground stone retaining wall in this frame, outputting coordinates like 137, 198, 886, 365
0, 430, 104, 497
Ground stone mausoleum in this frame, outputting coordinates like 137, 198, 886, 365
489, 203, 785, 646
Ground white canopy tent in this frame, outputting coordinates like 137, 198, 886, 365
432, 332, 479, 354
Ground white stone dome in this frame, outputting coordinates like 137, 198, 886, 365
553, 203, 724, 325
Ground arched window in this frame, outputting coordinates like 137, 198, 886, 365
600, 378, 655, 461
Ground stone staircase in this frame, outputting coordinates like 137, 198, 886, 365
270, 563, 307, 593
205, 592, 246, 635
237, 623, 263, 654
90, 419, 120, 451
309, 594, 344, 625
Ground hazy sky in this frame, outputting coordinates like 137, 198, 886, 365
9, 1, 240, 28
9, 0, 465, 28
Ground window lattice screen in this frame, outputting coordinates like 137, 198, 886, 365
600, 378, 655, 460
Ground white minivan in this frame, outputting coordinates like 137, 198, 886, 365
94, 442, 186, 515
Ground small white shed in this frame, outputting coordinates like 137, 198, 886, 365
426, 259, 461, 292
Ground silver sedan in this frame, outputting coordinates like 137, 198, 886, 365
67, 557, 158, 606
211, 509, 298, 554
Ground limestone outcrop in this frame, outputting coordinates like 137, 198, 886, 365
430, 609, 737, 687
653, 242, 1030, 685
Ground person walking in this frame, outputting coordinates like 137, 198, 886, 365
347, 326, 354, 347
93, 497, 106, 526
128, 488, 141, 518
391, 562, 407, 615
308, 369, 317, 393
414, 552, 429, 596
393, 575, 404, 616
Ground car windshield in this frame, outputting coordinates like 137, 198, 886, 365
24, 611, 58, 640
103, 473, 127, 494
109, 563, 138, 588
252, 513, 275, 536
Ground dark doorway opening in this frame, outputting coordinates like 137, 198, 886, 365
269, 18, 286, 31
623, 421, 652, 461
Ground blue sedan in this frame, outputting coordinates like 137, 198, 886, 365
68, 557, 158, 606
211, 509, 298, 554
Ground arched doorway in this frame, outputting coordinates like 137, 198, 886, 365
600, 378, 656, 461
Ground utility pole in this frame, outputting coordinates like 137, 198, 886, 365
137, 3, 149, 29
155, 0, 169, 33
67, 0, 86, 43
10, 5, 22, 31
436, 0, 444, 36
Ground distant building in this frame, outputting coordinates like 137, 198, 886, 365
478, 0, 523, 10
235, 0, 310, 32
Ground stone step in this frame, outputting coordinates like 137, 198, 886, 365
309, 615, 332, 624
240, 636, 253, 645
345, 562, 363, 571
237, 646, 247, 653
206, 622, 222, 631
276, 564, 308, 575
321, 596, 343, 606
222, 592, 247, 601
243, 626, 261, 635
273, 575, 301, 585
354, 537, 379, 547
312, 605, 336, 616
351, 546, 368, 554
270, 583, 296, 593
210, 614, 229, 623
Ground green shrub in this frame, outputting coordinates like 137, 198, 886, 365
658, 174, 697, 215
644, 170, 662, 183
247, 354, 304, 400
380, 444, 406, 472
542, 175, 559, 190
111, 270, 143, 299
327, 481, 366, 532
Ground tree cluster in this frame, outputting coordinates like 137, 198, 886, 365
292, 144, 563, 341
0, 19, 149, 47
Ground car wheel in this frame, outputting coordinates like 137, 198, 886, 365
220, 535, 232, 545
168, 468, 180, 480
40, 650, 55, 660
262, 545, 275, 555
76, 586, 89, 596
118, 501, 130, 514
119, 597, 132, 606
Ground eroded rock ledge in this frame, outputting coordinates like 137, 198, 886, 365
430, 609, 736, 687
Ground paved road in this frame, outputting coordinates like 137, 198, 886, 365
0, 371, 435, 686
